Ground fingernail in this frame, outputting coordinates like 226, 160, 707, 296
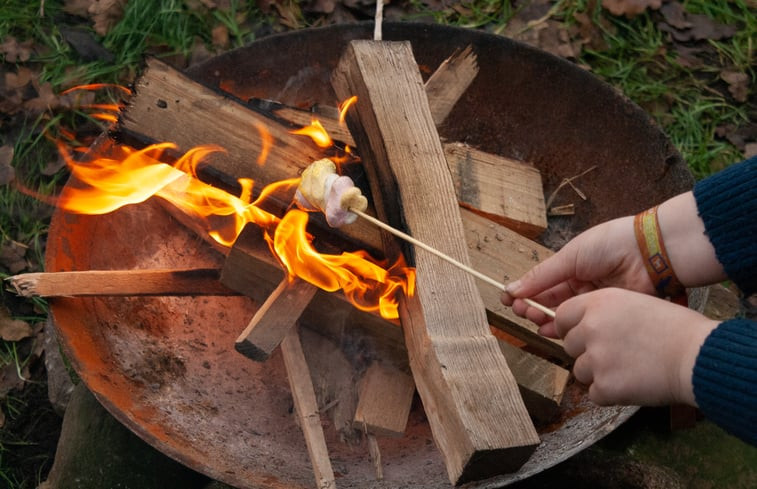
505, 280, 521, 295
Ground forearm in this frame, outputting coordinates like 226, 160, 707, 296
657, 192, 725, 287
693, 318, 757, 446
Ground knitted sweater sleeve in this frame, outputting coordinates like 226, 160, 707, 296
692, 156, 757, 446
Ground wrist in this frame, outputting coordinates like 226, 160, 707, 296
655, 193, 725, 287
634, 205, 686, 301
675, 315, 719, 406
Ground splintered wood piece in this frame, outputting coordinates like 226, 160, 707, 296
367, 434, 383, 481
331, 40, 539, 484
8, 269, 234, 297
121, 59, 565, 358
353, 362, 415, 438
280, 326, 337, 489
235, 278, 318, 361
222, 225, 568, 419
423, 45, 478, 126
445, 143, 547, 238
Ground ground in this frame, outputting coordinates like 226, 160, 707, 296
0, 0, 756, 488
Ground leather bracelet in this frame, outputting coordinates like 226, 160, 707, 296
634, 205, 687, 303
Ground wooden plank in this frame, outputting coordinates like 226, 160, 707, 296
353, 362, 415, 438
462, 211, 570, 364
446, 142, 547, 238
8, 269, 234, 297
496, 337, 569, 423
235, 278, 318, 361
280, 326, 337, 489
331, 40, 539, 484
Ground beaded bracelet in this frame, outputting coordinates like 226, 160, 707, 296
634, 205, 687, 304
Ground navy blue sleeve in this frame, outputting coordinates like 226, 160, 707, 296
691, 156, 757, 446
693, 156, 757, 295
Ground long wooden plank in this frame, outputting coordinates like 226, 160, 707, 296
8, 269, 233, 297
280, 326, 337, 489
235, 278, 318, 361
331, 40, 539, 484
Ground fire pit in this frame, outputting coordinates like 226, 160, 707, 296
45, 22, 694, 488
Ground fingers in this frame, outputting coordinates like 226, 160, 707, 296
505, 244, 579, 300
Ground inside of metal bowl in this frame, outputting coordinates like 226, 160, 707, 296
46, 22, 694, 489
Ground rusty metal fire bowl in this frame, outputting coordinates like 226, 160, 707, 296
46, 23, 694, 489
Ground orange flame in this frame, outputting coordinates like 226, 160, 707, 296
338, 96, 358, 124
61, 83, 133, 96
272, 209, 414, 319
290, 119, 332, 148
56, 141, 413, 319
253, 121, 273, 166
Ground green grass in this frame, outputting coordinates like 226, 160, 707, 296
560, 1, 754, 177
404, 0, 754, 179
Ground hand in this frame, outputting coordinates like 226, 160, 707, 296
501, 192, 725, 335
502, 215, 654, 333
554, 288, 718, 406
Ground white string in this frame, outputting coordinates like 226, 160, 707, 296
374, 0, 384, 41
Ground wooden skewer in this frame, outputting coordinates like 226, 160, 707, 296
349, 208, 556, 318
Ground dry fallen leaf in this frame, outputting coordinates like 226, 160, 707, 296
0, 362, 25, 398
0, 307, 33, 342
63, 0, 92, 17
0, 240, 28, 274
89, 0, 128, 36
686, 13, 738, 41
4, 67, 34, 90
211, 24, 230, 49
672, 45, 706, 69
601, 0, 661, 17
23, 81, 59, 113
660, 1, 691, 29
0, 37, 34, 62
721, 70, 749, 103
0, 145, 15, 186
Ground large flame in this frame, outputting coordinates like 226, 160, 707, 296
272, 210, 414, 319
56, 140, 413, 319
53, 87, 413, 319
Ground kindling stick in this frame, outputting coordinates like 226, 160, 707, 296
349, 208, 556, 318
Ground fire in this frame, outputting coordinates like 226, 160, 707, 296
56, 136, 414, 319
290, 119, 332, 148
338, 96, 358, 124
272, 210, 414, 318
